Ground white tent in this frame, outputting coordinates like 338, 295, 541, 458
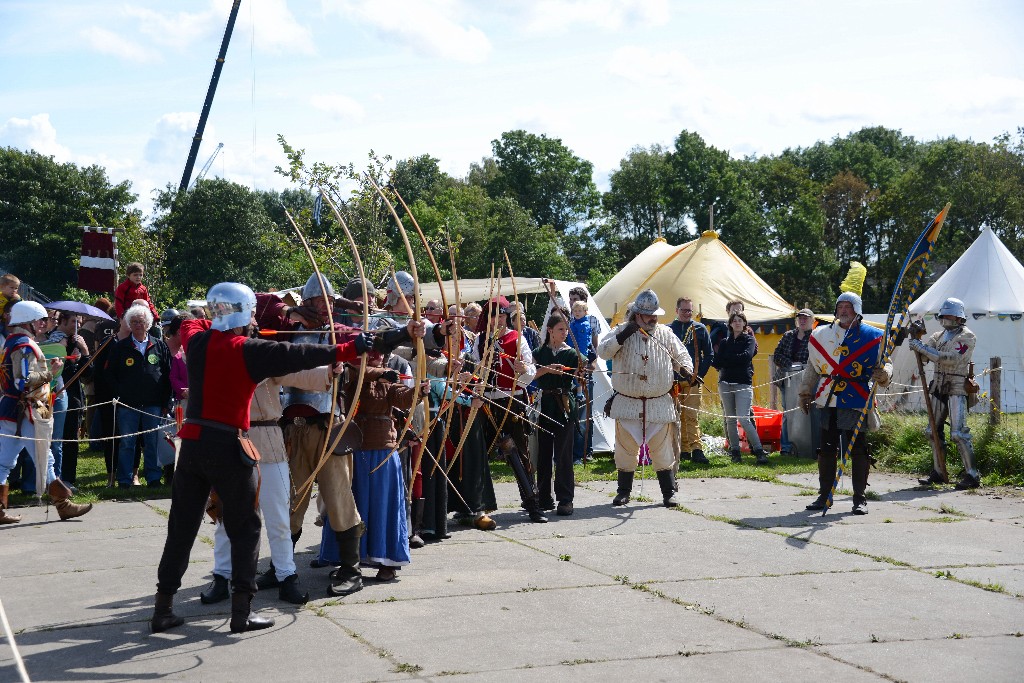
878, 226, 1024, 413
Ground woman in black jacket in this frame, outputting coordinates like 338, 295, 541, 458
712, 313, 768, 464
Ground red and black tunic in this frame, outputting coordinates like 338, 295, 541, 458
177, 319, 358, 440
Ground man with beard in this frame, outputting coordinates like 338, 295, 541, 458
598, 290, 692, 508
799, 280, 892, 515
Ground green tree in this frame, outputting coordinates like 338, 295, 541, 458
487, 130, 601, 232
153, 179, 305, 301
603, 144, 681, 258
666, 130, 763, 265
0, 147, 138, 297
391, 154, 457, 209
743, 156, 836, 310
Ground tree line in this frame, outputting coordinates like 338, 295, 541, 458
2, 125, 1023, 314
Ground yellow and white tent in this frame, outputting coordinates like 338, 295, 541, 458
594, 231, 798, 406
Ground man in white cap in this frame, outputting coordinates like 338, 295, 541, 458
598, 289, 692, 508
909, 297, 980, 489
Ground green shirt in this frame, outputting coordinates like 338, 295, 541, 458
532, 343, 585, 420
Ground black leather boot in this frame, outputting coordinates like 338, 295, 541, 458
612, 470, 634, 506
256, 562, 280, 589
656, 469, 678, 507
200, 573, 230, 604
754, 449, 769, 465
730, 450, 742, 464
151, 592, 184, 633
278, 574, 310, 604
229, 592, 274, 633
805, 493, 829, 511
918, 469, 946, 486
691, 449, 710, 465
327, 525, 363, 597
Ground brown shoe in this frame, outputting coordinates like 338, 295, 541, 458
0, 484, 21, 524
374, 567, 397, 582
473, 513, 496, 531
48, 480, 92, 520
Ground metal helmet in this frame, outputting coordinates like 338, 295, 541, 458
627, 289, 665, 317
159, 308, 181, 326
835, 291, 862, 317
301, 273, 335, 301
938, 297, 966, 320
206, 282, 257, 331
342, 277, 376, 302
385, 270, 416, 308
8, 301, 48, 326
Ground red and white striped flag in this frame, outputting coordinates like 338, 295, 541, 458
77, 226, 118, 293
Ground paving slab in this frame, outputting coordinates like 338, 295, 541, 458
824, 634, 1024, 683
656, 569, 1024, 645
934, 564, 1024, 597
523, 524, 880, 582
0, 610, 403, 683
680, 496, 984, 529
452, 646, 883, 682
319, 584, 783, 676
771, 518, 1024, 567
310, 535, 615, 604
2, 478, 1023, 681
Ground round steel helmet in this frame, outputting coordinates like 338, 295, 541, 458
342, 277, 376, 302
159, 308, 180, 326
206, 282, 257, 331
835, 291, 862, 317
301, 273, 335, 301
628, 289, 665, 317
8, 300, 48, 326
938, 297, 966, 320
385, 270, 416, 308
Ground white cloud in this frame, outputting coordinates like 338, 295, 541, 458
522, 0, 670, 33
79, 26, 157, 62
325, 0, 491, 63
310, 94, 366, 122
0, 114, 72, 161
123, 5, 215, 49
144, 112, 201, 165
122, 1, 312, 55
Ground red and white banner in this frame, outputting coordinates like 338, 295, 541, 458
77, 226, 118, 293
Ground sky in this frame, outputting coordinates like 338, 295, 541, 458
2, 0, 1022, 218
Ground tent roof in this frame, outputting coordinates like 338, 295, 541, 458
911, 226, 1024, 315
594, 232, 796, 324
418, 277, 553, 305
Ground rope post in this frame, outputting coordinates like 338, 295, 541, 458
989, 356, 1001, 426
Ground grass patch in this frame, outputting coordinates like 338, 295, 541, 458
939, 503, 970, 517
871, 413, 1024, 487
6, 450, 174, 507
392, 663, 422, 674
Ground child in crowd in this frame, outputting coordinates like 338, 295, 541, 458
114, 263, 159, 319
0, 274, 20, 338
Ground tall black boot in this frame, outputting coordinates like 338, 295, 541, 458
656, 470, 678, 507
229, 592, 274, 633
612, 470, 634, 506
499, 434, 546, 523
409, 498, 425, 548
327, 524, 364, 597
851, 442, 870, 515
151, 592, 184, 633
806, 448, 838, 510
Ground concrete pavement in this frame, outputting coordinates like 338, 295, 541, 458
2, 472, 1022, 682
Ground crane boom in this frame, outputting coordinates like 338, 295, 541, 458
178, 0, 241, 193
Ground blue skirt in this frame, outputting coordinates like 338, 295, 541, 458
353, 449, 410, 567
